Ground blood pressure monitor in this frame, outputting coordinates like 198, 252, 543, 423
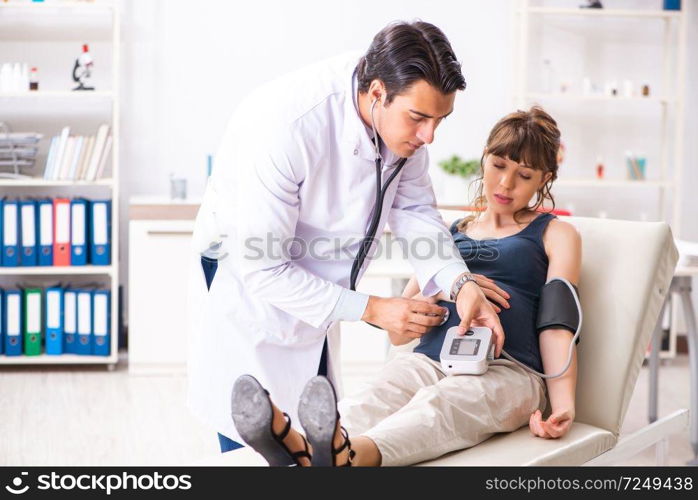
440, 326, 495, 375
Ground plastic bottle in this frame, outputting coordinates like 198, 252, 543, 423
29, 67, 38, 91
12, 62, 22, 92
0, 63, 11, 92
595, 156, 604, 179
21, 63, 29, 91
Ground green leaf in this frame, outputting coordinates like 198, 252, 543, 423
438, 155, 480, 178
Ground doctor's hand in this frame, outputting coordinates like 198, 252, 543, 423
362, 296, 448, 345
529, 408, 574, 439
455, 281, 505, 358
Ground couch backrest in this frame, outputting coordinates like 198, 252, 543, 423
564, 216, 676, 434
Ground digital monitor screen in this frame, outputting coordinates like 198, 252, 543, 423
450, 338, 480, 356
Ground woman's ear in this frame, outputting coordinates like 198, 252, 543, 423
541, 171, 553, 186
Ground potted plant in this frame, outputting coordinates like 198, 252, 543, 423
438, 155, 480, 204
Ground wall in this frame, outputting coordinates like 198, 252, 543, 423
118, 0, 517, 315
117, 0, 697, 320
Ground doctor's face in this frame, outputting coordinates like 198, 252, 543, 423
377, 80, 455, 158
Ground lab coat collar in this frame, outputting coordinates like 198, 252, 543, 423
341, 63, 402, 168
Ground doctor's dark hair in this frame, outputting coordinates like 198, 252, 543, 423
356, 21, 466, 102
457, 106, 562, 231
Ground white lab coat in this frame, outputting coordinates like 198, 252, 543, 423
187, 52, 468, 442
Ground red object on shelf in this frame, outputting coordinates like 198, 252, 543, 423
541, 207, 572, 216
53, 198, 71, 266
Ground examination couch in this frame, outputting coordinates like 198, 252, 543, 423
207, 216, 684, 466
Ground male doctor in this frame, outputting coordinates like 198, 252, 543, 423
188, 21, 505, 452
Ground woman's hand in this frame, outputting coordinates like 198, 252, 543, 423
528, 408, 574, 439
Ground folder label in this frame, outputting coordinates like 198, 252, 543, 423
72, 203, 86, 247
93, 203, 108, 246
94, 293, 108, 336
47, 291, 61, 329
3, 203, 17, 246
64, 292, 76, 332
21, 204, 36, 247
7, 293, 20, 344
78, 292, 91, 333
27, 293, 41, 333
56, 203, 70, 243
40, 202, 53, 246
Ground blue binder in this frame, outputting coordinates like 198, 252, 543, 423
4, 289, 23, 356
70, 199, 88, 266
45, 287, 64, 355
76, 289, 93, 355
19, 200, 38, 267
92, 289, 110, 356
0, 200, 3, 267
63, 289, 77, 354
0, 288, 4, 355
89, 200, 111, 266
37, 199, 54, 266
2, 199, 20, 267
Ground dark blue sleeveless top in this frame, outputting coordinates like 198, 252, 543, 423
414, 213, 556, 373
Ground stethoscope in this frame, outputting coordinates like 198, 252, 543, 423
349, 98, 407, 292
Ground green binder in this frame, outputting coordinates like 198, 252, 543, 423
24, 288, 42, 356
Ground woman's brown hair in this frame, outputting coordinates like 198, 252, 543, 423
457, 106, 561, 232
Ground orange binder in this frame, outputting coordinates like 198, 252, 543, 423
53, 198, 71, 266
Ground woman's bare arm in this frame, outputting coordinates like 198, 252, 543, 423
530, 219, 582, 439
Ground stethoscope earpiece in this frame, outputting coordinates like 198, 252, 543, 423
370, 98, 381, 161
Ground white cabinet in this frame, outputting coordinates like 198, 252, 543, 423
126, 207, 462, 376
128, 219, 194, 374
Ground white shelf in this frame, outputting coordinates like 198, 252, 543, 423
0, 354, 116, 365
0, 177, 114, 187
0, 1, 114, 11
526, 92, 673, 104
555, 179, 672, 188
0, 265, 114, 276
524, 7, 682, 19
0, 1, 114, 42
0, 91, 114, 99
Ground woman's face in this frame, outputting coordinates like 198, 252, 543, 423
482, 153, 550, 215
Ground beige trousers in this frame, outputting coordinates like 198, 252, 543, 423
338, 352, 548, 466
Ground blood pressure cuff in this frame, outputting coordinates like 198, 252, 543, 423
536, 278, 581, 344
